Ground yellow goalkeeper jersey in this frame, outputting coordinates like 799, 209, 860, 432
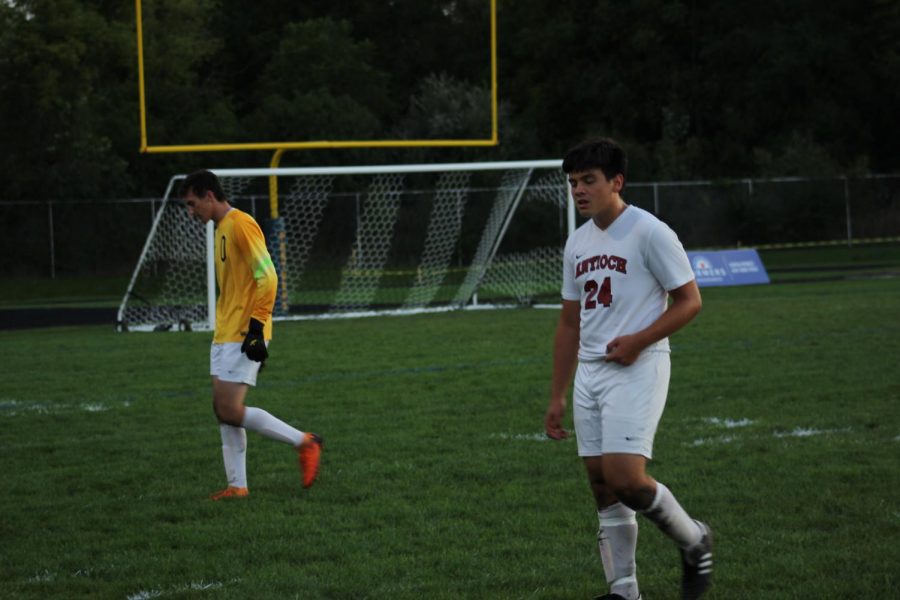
213, 208, 277, 343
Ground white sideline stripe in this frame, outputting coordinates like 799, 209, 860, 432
704, 417, 754, 428
690, 435, 737, 446
774, 427, 852, 437
126, 302, 536, 330
0, 399, 130, 417
126, 580, 227, 600
689, 425, 856, 446
491, 432, 555, 442
278, 305, 457, 321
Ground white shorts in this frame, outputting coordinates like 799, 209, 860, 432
210, 342, 267, 386
573, 351, 671, 459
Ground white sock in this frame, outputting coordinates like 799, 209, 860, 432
640, 482, 703, 549
598, 503, 640, 600
219, 424, 247, 488
241, 406, 304, 447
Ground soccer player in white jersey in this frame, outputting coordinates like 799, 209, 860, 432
181, 170, 323, 500
544, 139, 713, 600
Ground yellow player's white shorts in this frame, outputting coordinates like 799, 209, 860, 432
210, 342, 267, 386
573, 350, 671, 459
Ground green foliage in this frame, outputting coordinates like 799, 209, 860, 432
1, 0, 900, 200
396, 73, 491, 139
246, 18, 393, 141
0, 0, 130, 199
0, 278, 898, 598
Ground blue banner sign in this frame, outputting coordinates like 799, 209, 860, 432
686, 249, 770, 287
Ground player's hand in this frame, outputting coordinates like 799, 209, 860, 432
604, 334, 642, 365
544, 400, 569, 440
241, 318, 268, 362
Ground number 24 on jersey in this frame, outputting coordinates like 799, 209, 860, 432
584, 277, 612, 309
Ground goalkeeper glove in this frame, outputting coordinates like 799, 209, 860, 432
241, 318, 268, 362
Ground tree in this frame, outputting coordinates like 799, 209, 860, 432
246, 18, 394, 142
0, 0, 131, 199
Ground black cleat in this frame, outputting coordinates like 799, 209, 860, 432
680, 520, 713, 599
593, 594, 642, 600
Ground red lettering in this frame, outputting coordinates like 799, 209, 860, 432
583, 276, 613, 310
578, 254, 628, 277
578, 258, 590, 277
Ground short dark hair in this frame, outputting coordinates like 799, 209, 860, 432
562, 138, 628, 182
178, 169, 226, 201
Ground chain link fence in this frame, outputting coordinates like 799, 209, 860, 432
1, 175, 898, 280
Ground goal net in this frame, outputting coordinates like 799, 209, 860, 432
116, 160, 572, 331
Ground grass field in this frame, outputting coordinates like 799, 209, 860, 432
1, 277, 898, 599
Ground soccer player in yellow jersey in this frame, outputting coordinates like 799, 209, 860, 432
180, 170, 322, 500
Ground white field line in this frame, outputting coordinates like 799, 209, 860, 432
493, 417, 759, 445
491, 432, 554, 442
773, 427, 853, 438
690, 435, 739, 447
26, 570, 230, 597
0, 398, 131, 417
126, 580, 229, 600
689, 419, 856, 447
703, 417, 755, 428
128, 303, 533, 330
27, 568, 97, 583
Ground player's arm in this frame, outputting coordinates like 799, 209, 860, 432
236, 219, 278, 361
604, 280, 701, 365
545, 299, 580, 440
239, 221, 278, 327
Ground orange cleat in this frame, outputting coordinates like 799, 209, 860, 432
298, 433, 323, 488
209, 486, 249, 500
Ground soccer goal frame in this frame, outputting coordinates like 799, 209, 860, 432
116, 160, 575, 332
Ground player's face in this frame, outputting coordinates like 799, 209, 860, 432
568, 169, 623, 217
183, 191, 214, 224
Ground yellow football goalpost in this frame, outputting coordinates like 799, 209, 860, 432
134, 0, 499, 155
130, 0, 525, 323
136, 0, 500, 253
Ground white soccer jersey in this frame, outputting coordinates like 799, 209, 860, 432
561, 205, 695, 361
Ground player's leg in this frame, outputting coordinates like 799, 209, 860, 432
584, 457, 641, 600
218, 414, 248, 490
209, 342, 252, 499
210, 377, 252, 499
213, 342, 323, 488
575, 362, 641, 600
212, 375, 250, 425
601, 454, 711, 599
600, 351, 712, 599
600, 454, 701, 544
212, 342, 304, 444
